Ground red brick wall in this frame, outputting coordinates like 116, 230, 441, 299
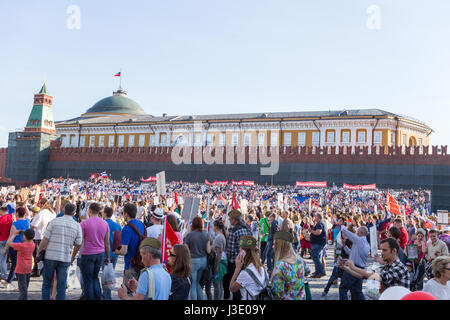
0, 148, 7, 177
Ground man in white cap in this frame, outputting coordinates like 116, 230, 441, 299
146, 208, 165, 239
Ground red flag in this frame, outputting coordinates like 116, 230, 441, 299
161, 216, 180, 265
174, 192, 179, 205
377, 199, 384, 211
387, 193, 401, 215
232, 192, 240, 210
423, 222, 433, 229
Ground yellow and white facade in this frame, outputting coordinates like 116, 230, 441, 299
56, 89, 432, 149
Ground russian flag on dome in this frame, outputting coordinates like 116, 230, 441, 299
114, 72, 121, 77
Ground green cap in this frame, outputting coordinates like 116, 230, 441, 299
139, 237, 161, 250
239, 235, 257, 249
228, 209, 242, 219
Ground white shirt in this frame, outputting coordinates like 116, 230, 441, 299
236, 263, 268, 300
423, 278, 450, 300
136, 207, 145, 221
31, 209, 56, 240
147, 224, 164, 239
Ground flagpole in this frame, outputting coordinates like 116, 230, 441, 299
119, 68, 122, 90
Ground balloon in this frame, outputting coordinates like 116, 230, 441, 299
401, 291, 437, 300
379, 286, 411, 300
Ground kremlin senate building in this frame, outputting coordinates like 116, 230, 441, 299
53, 84, 432, 150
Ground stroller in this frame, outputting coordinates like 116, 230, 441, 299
409, 259, 433, 291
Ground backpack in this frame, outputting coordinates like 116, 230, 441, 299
243, 268, 274, 300
127, 222, 147, 273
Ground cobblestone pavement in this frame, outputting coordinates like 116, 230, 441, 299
0, 243, 351, 301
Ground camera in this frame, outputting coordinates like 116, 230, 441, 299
18, 230, 25, 235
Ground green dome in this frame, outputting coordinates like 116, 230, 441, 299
83, 90, 146, 116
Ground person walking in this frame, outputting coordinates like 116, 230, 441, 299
184, 216, 211, 300
271, 230, 309, 300
80, 202, 110, 300
168, 244, 191, 300
102, 206, 122, 300
1, 207, 30, 289
309, 213, 328, 278
212, 219, 227, 300
229, 235, 268, 300
263, 213, 278, 274
114, 203, 146, 285
30, 198, 56, 277
6, 228, 35, 300
423, 256, 450, 300
224, 210, 252, 300
337, 219, 370, 300
37, 203, 83, 300
117, 238, 171, 300
0, 206, 12, 282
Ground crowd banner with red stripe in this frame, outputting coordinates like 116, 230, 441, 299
232, 180, 255, 186
141, 176, 157, 182
296, 181, 327, 188
343, 183, 377, 190
205, 179, 228, 186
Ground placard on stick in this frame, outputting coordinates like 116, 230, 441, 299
156, 171, 166, 196
437, 210, 449, 225
181, 197, 200, 221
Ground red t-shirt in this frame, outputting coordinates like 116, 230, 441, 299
380, 221, 392, 240
0, 214, 13, 241
399, 227, 409, 250
12, 242, 35, 274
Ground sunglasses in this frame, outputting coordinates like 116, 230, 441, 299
169, 252, 176, 257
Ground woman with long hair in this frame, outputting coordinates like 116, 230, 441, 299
212, 219, 227, 300
1, 207, 30, 289
229, 235, 268, 300
184, 216, 211, 300
168, 244, 191, 300
300, 216, 311, 258
271, 230, 310, 300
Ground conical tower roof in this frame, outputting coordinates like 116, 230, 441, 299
38, 81, 48, 95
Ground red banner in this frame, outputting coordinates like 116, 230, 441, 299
232, 180, 255, 186
205, 179, 228, 186
343, 183, 377, 190
388, 193, 402, 215
296, 181, 327, 188
141, 176, 157, 182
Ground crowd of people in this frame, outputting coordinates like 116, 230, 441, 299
0, 177, 448, 300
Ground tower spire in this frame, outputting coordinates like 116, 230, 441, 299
24, 82, 56, 135
38, 81, 47, 94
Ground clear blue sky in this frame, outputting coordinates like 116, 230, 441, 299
1, 0, 449, 147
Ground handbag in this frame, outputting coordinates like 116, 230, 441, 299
243, 268, 274, 300
36, 249, 46, 263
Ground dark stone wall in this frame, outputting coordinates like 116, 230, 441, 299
5, 131, 57, 186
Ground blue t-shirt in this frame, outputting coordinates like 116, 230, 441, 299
7, 204, 15, 214
13, 219, 30, 243
310, 221, 327, 246
136, 264, 172, 300
121, 219, 145, 270
106, 219, 122, 257
57, 211, 77, 221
